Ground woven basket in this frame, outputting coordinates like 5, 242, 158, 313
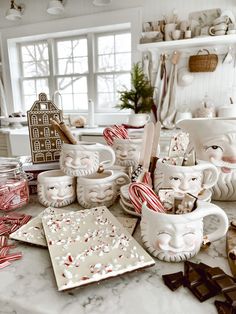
189, 49, 218, 72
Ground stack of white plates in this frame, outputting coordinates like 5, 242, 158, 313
119, 184, 141, 217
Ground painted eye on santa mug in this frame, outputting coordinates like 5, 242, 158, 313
170, 176, 180, 182
205, 145, 223, 152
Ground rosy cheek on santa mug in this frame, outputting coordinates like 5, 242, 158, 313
156, 234, 171, 249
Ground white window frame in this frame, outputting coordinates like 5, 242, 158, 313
1, 8, 142, 124
18, 30, 131, 113
94, 30, 132, 113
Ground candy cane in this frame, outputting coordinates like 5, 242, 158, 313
129, 182, 166, 214
103, 125, 129, 145
0, 261, 11, 269
0, 213, 31, 270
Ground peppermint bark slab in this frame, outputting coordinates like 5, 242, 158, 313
10, 207, 68, 247
42, 206, 154, 291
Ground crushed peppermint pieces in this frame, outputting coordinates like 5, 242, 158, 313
0, 212, 32, 269
42, 206, 155, 291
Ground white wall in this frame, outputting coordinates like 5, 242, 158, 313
0, 0, 236, 120
0, 0, 235, 30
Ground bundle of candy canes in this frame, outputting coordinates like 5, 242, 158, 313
103, 125, 129, 146
0, 212, 31, 269
0, 178, 29, 211
129, 182, 166, 214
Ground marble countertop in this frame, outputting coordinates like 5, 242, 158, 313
1, 197, 235, 314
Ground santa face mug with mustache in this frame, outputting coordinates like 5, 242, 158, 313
141, 201, 228, 262
178, 118, 236, 200
37, 170, 76, 207
77, 170, 130, 208
154, 159, 218, 201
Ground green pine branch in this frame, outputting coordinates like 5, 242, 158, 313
117, 62, 154, 114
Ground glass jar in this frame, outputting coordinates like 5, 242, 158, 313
0, 158, 29, 211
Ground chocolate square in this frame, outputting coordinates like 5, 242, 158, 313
215, 300, 235, 314
206, 267, 226, 280
162, 271, 184, 291
215, 276, 236, 292
224, 288, 236, 308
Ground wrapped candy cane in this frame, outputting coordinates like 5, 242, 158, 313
129, 182, 166, 214
103, 125, 129, 145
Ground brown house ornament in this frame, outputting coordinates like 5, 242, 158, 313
27, 93, 63, 164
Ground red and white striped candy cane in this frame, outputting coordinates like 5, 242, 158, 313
103, 125, 129, 145
129, 182, 166, 214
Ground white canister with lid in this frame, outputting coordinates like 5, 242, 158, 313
218, 105, 236, 117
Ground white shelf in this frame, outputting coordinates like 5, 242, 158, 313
138, 34, 236, 52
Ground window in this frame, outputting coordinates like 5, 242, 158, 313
19, 30, 131, 113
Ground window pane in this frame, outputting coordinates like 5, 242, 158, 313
98, 55, 114, 72
57, 77, 73, 93
58, 58, 73, 75
98, 93, 114, 109
23, 80, 36, 95
115, 33, 131, 53
74, 94, 88, 110
57, 41, 72, 58
115, 53, 131, 71
23, 62, 37, 77
74, 57, 88, 73
97, 75, 114, 93
36, 61, 49, 76
35, 43, 48, 60
73, 39, 87, 57
21, 45, 35, 62
36, 79, 49, 95
73, 76, 87, 93
98, 35, 114, 55
115, 73, 131, 91
61, 94, 73, 110
24, 95, 37, 111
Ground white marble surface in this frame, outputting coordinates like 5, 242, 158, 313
0, 196, 235, 314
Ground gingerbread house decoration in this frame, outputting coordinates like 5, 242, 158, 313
27, 93, 63, 164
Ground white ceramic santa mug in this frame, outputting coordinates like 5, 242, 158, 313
154, 159, 218, 201
178, 118, 236, 200
60, 142, 115, 176
37, 170, 76, 207
77, 170, 130, 208
141, 201, 228, 262
112, 137, 142, 167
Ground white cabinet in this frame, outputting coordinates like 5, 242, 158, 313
0, 132, 11, 157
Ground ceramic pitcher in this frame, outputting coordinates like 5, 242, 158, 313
177, 118, 236, 201
141, 201, 228, 262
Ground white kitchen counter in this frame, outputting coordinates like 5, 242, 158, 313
0, 126, 175, 157
0, 196, 234, 314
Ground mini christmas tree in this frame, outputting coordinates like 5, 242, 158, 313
117, 63, 154, 114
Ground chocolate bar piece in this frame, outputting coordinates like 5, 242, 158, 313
215, 300, 236, 314
184, 261, 220, 302
206, 267, 227, 280
162, 271, 184, 291
215, 276, 236, 293
224, 288, 236, 308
